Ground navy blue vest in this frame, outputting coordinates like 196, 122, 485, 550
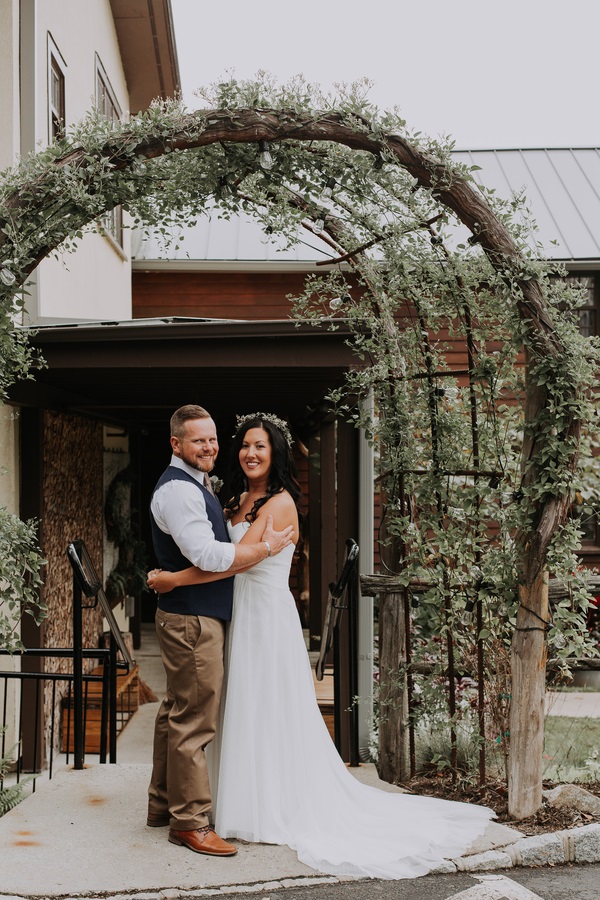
150, 466, 234, 620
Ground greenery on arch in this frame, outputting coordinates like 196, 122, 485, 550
0, 76, 598, 787
0, 506, 46, 652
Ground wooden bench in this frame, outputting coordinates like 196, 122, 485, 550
61, 663, 139, 753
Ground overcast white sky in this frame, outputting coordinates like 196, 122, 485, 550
171, 0, 599, 150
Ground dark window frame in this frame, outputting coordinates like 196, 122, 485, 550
564, 272, 599, 339
95, 55, 124, 249
562, 272, 600, 548
47, 34, 66, 142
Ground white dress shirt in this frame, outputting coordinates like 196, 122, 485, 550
150, 455, 235, 572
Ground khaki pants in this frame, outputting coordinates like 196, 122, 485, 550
148, 609, 225, 830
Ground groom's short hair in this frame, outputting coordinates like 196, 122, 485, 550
170, 404, 212, 439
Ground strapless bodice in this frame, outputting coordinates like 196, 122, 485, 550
227, 520, 294, 588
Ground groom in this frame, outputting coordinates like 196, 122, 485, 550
147, 404, 293, 856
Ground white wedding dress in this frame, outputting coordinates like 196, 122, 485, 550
209, 521, 494, 880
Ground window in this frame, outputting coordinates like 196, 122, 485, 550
47, 35, 66, 142
563, 274, 600, 546
564, 273, 598, 338
96, 58, 121, 123
95, 56, 123, 248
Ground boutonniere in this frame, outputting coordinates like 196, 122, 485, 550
210, 475, 224, 494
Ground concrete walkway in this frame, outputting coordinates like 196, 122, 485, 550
545, 688, 600, 718
1, 629, 599, 899
0, 760, 525, 898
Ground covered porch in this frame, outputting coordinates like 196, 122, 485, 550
9, 316, 375, 761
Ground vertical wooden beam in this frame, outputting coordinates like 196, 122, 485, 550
307, 431, 323, 652
127, 429, 142, 650
18, 407, 46, 772
320, 418, 337, 635
377, 586, 410, 784
335, 417, 359, 763
508, 570, 549, 819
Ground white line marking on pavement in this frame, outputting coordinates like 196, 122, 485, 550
445, 873, 545, 900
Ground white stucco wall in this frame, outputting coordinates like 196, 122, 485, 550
1, 0, 137, 743
0, 0, 20, 170
24, 0, 133, 323
35, 228, 132, 323
0, 3, 22, 729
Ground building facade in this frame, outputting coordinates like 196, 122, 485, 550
0, 0, 179, 765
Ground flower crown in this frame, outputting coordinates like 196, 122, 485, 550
235, 412, 293, 448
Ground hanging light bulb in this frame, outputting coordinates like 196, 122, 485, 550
320, 177, 336, 200
329, 293, 352, 310
313, 213, 326, 234
470, 565, 484, 590
260, 225, 273, 245
258, 140, 274, 170
0, 266, 16, 287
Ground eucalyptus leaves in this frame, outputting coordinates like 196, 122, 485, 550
0, 74, 597, 691
0, 508, 46, 653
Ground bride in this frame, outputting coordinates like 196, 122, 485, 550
148, 412, 494, 879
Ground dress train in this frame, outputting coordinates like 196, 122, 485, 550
209, 521, 493, 879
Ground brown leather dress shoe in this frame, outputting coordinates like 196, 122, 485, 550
146, 811, 170, 827
168, 825, 237, 856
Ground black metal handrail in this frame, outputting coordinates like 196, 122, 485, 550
66, 539, 134, 768
0, 539, 135, 785
316, 539, 360, 765
0, 658, 110, 789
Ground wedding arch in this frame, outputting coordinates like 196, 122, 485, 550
1, 77, 597, 818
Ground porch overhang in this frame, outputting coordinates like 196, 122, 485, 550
9, 317, 358, 432
109, 0, 181, 113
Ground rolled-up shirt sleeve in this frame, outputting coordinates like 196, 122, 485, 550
151, 479, 235, 572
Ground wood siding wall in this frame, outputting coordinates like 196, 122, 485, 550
133, 271, 313, 320
133, 273, 600, 572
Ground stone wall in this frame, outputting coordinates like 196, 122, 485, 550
41, 410, 104, 748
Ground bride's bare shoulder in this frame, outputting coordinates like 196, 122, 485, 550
257, 491, 298, 532
263, 490, 296, 513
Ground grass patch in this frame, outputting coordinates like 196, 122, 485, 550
543, 716, 600, 782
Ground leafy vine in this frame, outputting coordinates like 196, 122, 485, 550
0, 77, 597, 759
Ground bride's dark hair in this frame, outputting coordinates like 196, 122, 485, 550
224, 416, 302, 523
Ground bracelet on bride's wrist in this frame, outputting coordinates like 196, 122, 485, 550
264, 541, 271, 558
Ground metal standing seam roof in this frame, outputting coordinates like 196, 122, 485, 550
453, 148, 600, 263
131, 205, 329, 267
131, 149, 600, 268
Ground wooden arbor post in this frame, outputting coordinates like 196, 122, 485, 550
507, 366, 575, 820
508, 571, 549, 819
361, 574, 411, 784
